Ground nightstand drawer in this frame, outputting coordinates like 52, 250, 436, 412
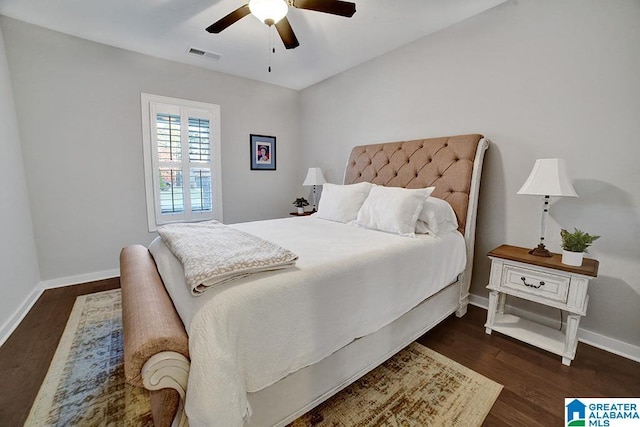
501, 265, 570, 303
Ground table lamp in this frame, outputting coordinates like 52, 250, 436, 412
303, 167, 326, 212
517, 159, 578, 257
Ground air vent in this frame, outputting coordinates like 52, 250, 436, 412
187, 47, 221, 61
189, 48, 206, 56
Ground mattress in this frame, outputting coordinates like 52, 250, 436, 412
148, 215, 466, 426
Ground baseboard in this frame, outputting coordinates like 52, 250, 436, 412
39, 268, 120, 290
0, 283, 44, 347
469, 294, 640, 363
0, 268, 120, 347
578, 328, 640, 364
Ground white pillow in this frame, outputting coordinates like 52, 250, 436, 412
416, 196, 459, 235
355, 185, 434, 237
315, 182, 373, 223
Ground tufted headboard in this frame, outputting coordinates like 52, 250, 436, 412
343, 134, 485, 235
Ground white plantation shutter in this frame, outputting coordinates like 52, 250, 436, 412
188, 117, 213, 213
141, 94, 222, 231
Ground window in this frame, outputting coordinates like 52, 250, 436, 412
141, 94, 222, 231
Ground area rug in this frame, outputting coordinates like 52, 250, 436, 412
25, 289, 152, 426
290, 343, 502, 427
26, 289, 502, 426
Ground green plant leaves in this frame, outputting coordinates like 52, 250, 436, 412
560, 228, 600, 253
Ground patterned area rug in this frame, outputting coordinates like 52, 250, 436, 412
25, 290, 152, 426
290, 343, 502, 427
26, 289, 502, 426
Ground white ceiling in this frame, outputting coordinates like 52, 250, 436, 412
0, 0, 507, 90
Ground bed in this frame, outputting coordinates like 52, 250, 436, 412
120, 134, 489, 427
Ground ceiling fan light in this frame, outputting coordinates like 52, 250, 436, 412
249, 0, 288, 25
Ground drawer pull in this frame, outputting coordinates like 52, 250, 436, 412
521, 276, 545, 289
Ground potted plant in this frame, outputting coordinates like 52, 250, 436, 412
560, 228, 600, 266
292, 197, 309, 215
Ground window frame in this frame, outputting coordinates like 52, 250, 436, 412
141, 93, 223, 232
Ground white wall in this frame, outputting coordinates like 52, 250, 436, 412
0, 16, 300, 281
1, 0, 639, 354
300, 0, 640, 348
0, 23, 40, 338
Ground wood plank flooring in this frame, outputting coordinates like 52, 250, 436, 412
418, 308, 640, 426
0, 278, 120, 426
1, 279, 639, 426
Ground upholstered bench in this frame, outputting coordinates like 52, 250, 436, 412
120, 245, 190, 427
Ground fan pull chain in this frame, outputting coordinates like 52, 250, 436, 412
268, 26, 275, 72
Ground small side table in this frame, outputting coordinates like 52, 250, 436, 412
484, 244, 599, 366
289, 211, 314, 216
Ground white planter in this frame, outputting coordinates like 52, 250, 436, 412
562, 250, 584, 266
297, 207, 304, 215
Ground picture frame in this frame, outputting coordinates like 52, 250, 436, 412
250, 134, 276, 171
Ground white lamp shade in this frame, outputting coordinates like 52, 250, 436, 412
517, 159, 578, 197
249, 0, 288, 24
303, 167, 326, 186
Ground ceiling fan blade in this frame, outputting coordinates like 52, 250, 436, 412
275, 17, 300, 49
292, 0, 356, 17
206, 4, 251, 33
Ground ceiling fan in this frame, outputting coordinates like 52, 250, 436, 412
206, 0, 356, 50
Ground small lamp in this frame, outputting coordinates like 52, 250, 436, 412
303, 167, 326, 212
517, 159, 578, 257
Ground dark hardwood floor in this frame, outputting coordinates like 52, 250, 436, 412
418, 308, 640, 426
1, 279, 639, 426
0, 278, 120, 426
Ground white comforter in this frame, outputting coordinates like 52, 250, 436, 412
148, 216, 466, 427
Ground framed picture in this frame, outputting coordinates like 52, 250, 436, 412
250, 134, 276, 170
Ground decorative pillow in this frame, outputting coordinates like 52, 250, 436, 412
315, 182, 373, 223
416, 196, 459, 235
355, 186, 434, 237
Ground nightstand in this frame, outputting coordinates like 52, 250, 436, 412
484, 244, 599, 366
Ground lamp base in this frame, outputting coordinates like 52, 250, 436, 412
528, 243, 553, 257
